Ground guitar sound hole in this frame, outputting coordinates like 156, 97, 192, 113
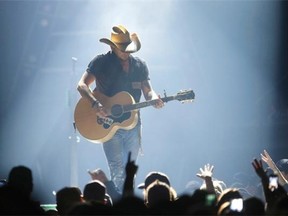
111, 104, 124, 117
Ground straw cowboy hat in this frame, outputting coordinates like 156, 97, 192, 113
100, 25, 141, 53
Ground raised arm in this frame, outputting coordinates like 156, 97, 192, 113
251, 158, 287, 212
261, 150, 288, 186
196, 163, 216, 195
123, 152, 138, 198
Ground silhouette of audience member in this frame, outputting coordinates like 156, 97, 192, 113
144, 180, 174, 214
72, 152, 141, 215
243, 196, 265, 216
67, 179, 119, 215
88, 152, 138, 204
122, 152, 138, 199
113, 196, 148, 215
252, 158, 287, 213
138, 171, 171, 190
271, 195, 288, 215
56, 186, 83, 215
146, 180, 172, 207
137, 171, 177, 206
0, 165, 45, 215
88, 169, 122, 203
186, 189, 217, 215
104, 152, 148, 215
83, 180, 112, 206
8, 165, 33, 198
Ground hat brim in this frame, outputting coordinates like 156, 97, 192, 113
137, 183, 145, 189
100, 33, 141, 53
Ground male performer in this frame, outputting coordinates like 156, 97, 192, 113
77, 25, 164, 193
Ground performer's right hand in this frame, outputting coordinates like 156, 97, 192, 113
92, 100, 108, 117
94, 105, 108, 118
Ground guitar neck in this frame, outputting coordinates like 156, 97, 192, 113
123, 96, 175, 112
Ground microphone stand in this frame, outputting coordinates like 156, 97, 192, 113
68, 57, 80, 187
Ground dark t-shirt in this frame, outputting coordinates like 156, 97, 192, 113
87, 51, 150, 103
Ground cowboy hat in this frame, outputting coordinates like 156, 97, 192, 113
100, 25, 141, 53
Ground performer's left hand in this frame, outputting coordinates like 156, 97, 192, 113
154, 95, 164, 109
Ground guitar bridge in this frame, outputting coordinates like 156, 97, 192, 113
97, 116, 114, 127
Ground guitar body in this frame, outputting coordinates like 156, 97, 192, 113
74, 91, 139, 143
74, 89, 194, 143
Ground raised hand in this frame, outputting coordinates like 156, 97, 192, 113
197, 163, 214, 180
196, 163, 216, 194
261, 150, 277, 170
88, 168, 109, 183
123, 152, 138, 197
252, 158, 267, 180
125, 152, 138, 177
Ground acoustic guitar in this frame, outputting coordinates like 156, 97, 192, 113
74, 90, 195, 143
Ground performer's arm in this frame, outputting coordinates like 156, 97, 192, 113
141, 80, 164, 108
77, 71, 97, 104
77, 71, 107, 117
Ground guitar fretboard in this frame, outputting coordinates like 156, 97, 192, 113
123, 96, 175, 113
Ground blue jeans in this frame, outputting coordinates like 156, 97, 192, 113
103, 120, 142, 193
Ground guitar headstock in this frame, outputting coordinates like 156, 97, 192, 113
175, 90, 195, 103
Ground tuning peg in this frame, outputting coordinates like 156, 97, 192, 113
164, 89, 167, 98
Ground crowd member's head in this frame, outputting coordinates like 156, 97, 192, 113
83, 180, 112, 206
138, 171, 177, 205
56, 187, 83, 215
83, 180, 106, 202
138, 171, 171, 190
243, 197, 265, 216
8, 165, 33, 197
145, 180, 173, 208
0, 165, 46, 215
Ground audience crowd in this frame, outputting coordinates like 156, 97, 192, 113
0, 149, 288, 215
